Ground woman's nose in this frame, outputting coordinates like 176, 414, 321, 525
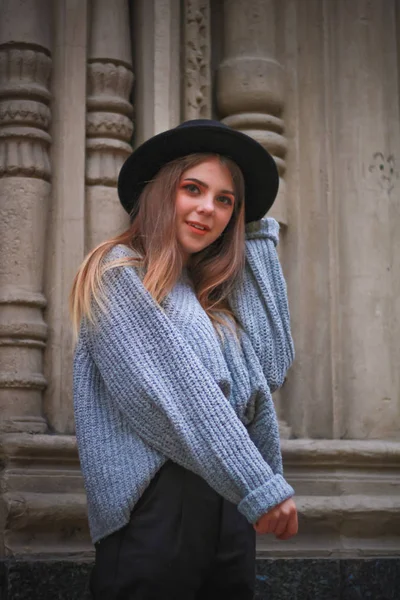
197, 195, 214, 214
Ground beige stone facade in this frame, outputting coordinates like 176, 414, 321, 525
0, 0, 399, 561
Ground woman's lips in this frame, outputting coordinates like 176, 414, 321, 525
186, 221, 210, 235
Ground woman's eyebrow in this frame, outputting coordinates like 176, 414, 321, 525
182, 177, 235, 196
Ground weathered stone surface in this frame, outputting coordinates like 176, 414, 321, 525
183, 0, 212, 120
1, 559, 399, 599
340, 559, 400, 600
255, 559, 341, 599
280, 0, 400, 441
43, 0, 88, 435
217, 0, 288, 225
0, 560, 92, 600
1, 434, 399, 559
0, 434, 90, 557
0, 0, 52, 436
85, 0, 132, 252
133, 0, 181, 146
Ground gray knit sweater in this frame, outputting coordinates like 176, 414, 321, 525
73, 217, 295, 543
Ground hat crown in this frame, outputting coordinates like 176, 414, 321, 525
177, 119, 230, 131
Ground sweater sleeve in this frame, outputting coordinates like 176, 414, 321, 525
229, 217, 295, 392
246, 390, 284, 476
82, 247, 294, 524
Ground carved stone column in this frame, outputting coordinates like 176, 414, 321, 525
183, 0, 212, 120
0, 0, 52, 433
216, 0, 291, 436
86, 0, 133, 252
216, 0, 287, 224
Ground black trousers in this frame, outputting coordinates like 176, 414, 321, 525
90, 461, 256, 599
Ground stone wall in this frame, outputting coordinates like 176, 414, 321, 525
0, 0, 399, 576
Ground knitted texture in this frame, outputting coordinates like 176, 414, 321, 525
73, 217, 295, 543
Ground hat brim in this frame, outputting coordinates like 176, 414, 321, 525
117, 125, 279, 223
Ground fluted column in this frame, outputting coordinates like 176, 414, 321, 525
0, 0, 52, 433
85, 0, 133, 251
183, 0, 211, 120
216, 0, 288, 224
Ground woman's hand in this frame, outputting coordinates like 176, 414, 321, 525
253, 498, 298, 540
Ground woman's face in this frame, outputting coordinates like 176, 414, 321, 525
175, 157, 235, 263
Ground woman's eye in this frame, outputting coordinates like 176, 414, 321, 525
218, 196, 233, 206
184, 183, 200, 194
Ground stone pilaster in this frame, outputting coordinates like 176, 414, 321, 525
279, 0, 400, 440
43, 0, 88, 433
133, 0, 181, 145
278, 0, 337, 438
0, 0, 52, 434
86, 0, 133, 252
216, 0, 288, 224
323, 0, 400, 439
183, 0, 211, 120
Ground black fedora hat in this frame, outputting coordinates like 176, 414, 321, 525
117, 119, 279, 224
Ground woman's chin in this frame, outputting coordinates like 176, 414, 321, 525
179, 239, 209, 257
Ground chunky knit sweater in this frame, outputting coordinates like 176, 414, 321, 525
73, 217, 295, 543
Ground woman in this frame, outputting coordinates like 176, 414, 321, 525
71, 119, 298, 600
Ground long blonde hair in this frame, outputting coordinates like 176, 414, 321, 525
70, 153, 246, 338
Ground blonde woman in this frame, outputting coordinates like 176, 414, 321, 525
71, 119, 298, 600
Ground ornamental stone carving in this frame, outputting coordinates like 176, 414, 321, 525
183, 0, 211, 120
0, 47, 51, 180
86, 61, 134, 187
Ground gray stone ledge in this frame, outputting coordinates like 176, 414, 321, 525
0, 434, 78, 464
281, 439, 400, 467
2, 434, 400, 558
3, 433, 400, 462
